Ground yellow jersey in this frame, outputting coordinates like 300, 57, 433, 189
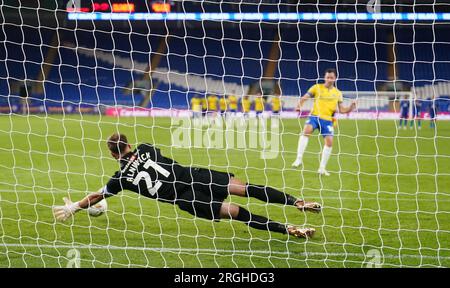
190, 97, 202, 112
207, 95, 218, 111
201, 98, 207, 110
241, 98, 251, 113
219, 97, 228, 111
307, 84, 343, 121
228, 95, 238, 110
254, 97, 265, 112
270, 97, 282, 112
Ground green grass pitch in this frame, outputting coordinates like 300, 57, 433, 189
0, 114, 449, 267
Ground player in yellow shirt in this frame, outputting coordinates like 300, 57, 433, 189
292, 68, 356, 176
228, 94, 238, 115
190, 95, 202, 119
219, 95, 228, 117
206, 94, 219, 125
254, 92, 265, 116
241, 95, 251, 118
269, 94, 283, 116
201, 96, 208, 118
207, 94, 218, 113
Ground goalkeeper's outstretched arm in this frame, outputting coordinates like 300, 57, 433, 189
52, 189, 107, 222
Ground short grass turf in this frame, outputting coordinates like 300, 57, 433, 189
0, 114, 449, 267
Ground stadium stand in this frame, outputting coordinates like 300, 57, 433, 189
1, 25, 449, 112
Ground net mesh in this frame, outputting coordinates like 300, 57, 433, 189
0, 0, 449, 268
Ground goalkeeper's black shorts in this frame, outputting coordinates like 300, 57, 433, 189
176, 167, 234, 221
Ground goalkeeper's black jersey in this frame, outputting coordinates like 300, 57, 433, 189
103, 143, 190, 202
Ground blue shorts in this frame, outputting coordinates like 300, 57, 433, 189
400, 111, 409, 119
306, 116, 334, 137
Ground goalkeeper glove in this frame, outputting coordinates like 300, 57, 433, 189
53, 197, 81, 222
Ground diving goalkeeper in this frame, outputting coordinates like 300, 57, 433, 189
53, 133, 321, 238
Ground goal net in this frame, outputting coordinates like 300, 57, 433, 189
0, 0, 449, 268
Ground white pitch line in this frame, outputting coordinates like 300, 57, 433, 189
0, 243, 448, 261
1, 189, 449, 203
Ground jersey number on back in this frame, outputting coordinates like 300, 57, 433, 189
132, 159, 171, 196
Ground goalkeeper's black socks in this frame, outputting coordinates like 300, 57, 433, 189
236, 207, 287, 234
245, 184, 298, 206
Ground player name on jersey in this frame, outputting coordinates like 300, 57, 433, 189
122, 151, 152, 182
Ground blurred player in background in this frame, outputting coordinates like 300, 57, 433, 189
429, 96, 437, 129
410, 98, 422, 130
241, 95, 251, 118
292, 68, 356, 176
399, 96, 410, 130
53, 133, 321, 238
201, 95, 208, 119
269, 94, 282, 116
207, 94, 219, 125
254, 92, 265, 117
19, 80, 31, 115
190, 95, 202, 121
228, 92, 238, 116
219, 95, 228, 118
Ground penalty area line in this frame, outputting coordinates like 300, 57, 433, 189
0, 243, 448, 261
1, 189, 449, 202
